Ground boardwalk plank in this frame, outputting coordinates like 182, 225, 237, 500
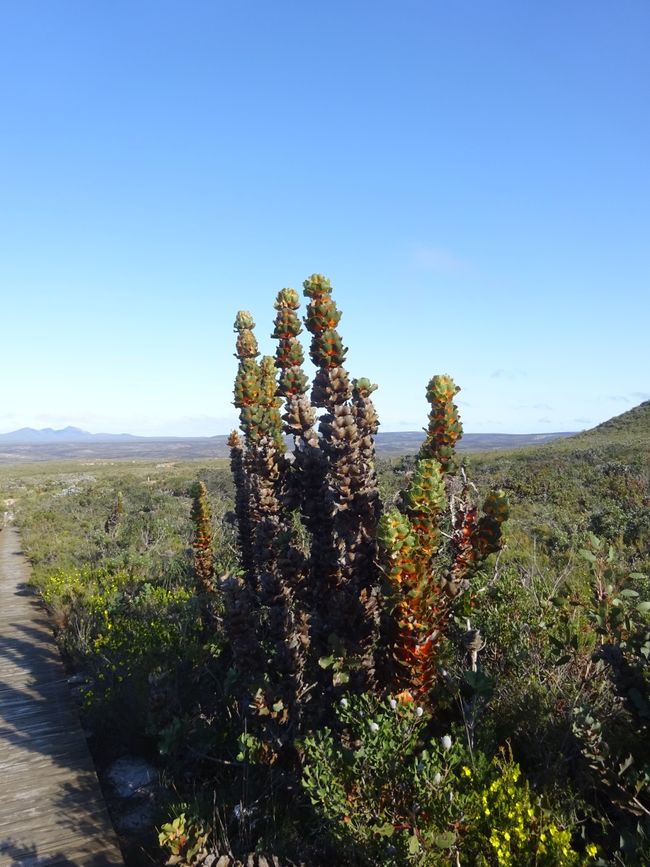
0, 527, 124, 866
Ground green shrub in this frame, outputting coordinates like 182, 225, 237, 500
42, 566, 203, 736
301, 693, 591, 865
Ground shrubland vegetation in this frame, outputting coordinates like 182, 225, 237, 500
1, 278, 649, 866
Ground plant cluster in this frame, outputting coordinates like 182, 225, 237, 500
224, 276, 508, 752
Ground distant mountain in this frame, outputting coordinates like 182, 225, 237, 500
0, 426, 144, 443
0, 425, 575, 464
1, 400, 646, 464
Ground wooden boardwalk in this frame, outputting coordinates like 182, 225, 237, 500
0, 527, 124, 867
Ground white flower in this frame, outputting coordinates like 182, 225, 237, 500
415, 706, 424, 717
389, 698, 397, 710
369, 721, 379, 732
340, 697, 348, 708
441, 734, 452, 751
433, 771, 442, 785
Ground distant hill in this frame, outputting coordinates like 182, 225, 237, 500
563, 400, 650, 448
375, 430, 573, 455
0, 427, 224, 445
3, 399, 646, 462
0, 427, 145, 443
0, 427, 574, 464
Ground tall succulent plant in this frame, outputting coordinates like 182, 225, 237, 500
272, 287, 322, 523
226, 276, 384, 736
379, 376, 508, 698
225, 275, 508, 745
300, 274, 382, 691
191, 481, 214, 595
229, 309, 308, 740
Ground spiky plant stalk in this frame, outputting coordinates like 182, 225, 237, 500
232, 313, 260, 585
228, 430, 254, 580
225, 425, 266, 685
273, 287, 321, 516
418, 374, 464, 472
229, 309, 309, 741
379, 376, 508, 698
302, 274, 382, 691
379, 459, 448, 693
191, 481, 215, 596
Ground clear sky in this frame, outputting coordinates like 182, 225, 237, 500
1, 1, 648, 436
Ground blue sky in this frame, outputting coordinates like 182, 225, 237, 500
1, 1, 648, 436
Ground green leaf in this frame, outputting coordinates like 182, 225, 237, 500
272, 700, 284, 713
319, 655, 334, 669
554, 654, 572, 666
580, 549, 597, 563
434, 831, 456, 848
333, 670, 350, 686
375, 822, 394, 837
620, 589, 639, 598
408, 834, 420, 855
637, 601, 650, 613
587, 533, 602, 549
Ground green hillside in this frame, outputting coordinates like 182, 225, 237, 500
460, 397, 650, 578
564, 398, 650, 448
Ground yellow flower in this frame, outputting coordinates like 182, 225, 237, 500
585, 843, 598, 858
